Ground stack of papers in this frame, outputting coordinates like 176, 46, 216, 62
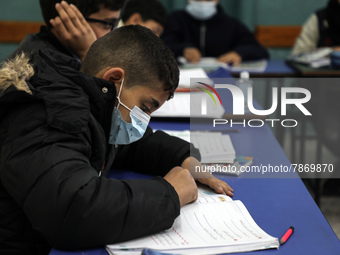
203, 155, 254, 176
288, 47, 333, 68
164, 130, 236, 163
178, 56, 228, 72
178, 68, 214, 88
178, 57, 268, 73
152, 66, 225, 118
106, 187, 279, 255
151, 92, 225, 118
230, 59, 268, 72
191, 132, 236, 163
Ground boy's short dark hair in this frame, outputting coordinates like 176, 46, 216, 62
39, 0, 126, 27
81, 25, 179, 100
122, 0, 167, 28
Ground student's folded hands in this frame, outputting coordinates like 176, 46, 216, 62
184, 47, 201, 63
218, 51, 242, 66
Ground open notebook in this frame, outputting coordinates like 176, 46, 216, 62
106, 187, 279, 255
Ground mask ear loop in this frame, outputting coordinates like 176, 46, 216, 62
116, 78, 133, 112
116, 78, 124, 109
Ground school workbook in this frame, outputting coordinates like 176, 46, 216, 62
162, 130, 236, 164
106, 187, 279, 255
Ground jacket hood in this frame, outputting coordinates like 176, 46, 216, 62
0, 53, 34, 96
0, 49, 117, 136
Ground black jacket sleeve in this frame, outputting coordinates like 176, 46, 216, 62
113, 126, 201, 176
230, 19, 269, 61
0, 103, 180, 250
161, 13, 197, 58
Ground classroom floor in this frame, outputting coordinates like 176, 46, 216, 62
281, 129, 340, 240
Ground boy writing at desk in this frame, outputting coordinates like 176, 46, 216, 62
0, 25, 233, 254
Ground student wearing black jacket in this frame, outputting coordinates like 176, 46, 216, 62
10, 0, 125, 62
161, 0, 269, 65
0, 26, 233, 255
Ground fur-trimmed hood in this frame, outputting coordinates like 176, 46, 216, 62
0, 53, 34, 96
0, 49, 117, 136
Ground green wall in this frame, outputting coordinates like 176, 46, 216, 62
1, 0, 42, 21
0, 0, 330, 60
158, 0, 328, 27
0, 1, 42, 61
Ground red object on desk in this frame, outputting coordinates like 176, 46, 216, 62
175, 88, 201, 92
280, 226, 294, 245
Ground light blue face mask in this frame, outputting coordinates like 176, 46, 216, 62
186, 1, 217, 20
109, 79, 151, 145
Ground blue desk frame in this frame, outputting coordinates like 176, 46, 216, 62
231, 60, 297, 78
50, 60, 340, 255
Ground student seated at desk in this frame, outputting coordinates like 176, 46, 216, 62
0, 25, 233, 255
119, 0, 167, 37
161, 0, 269, 65
291, 0, 340, 55
10, 0, 125, 62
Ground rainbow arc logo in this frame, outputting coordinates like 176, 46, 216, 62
196, 82, 223, 115
196, 82, 223, 106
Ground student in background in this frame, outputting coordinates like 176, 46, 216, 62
0, 25, 233, 255
11, 0, 125, 62
119, 0, 167, 37
292, 0, 340, 55
161, 0, 269, 65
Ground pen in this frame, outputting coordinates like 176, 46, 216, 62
175, 88, 201, 92
280, 226, 294, 245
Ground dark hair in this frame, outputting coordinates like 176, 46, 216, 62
39, 0, 126, 27
122, 0, 167, 28
81, 25, 179, 99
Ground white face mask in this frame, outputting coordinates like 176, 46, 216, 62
186, 1, 217, 20
109, 79, 151, 145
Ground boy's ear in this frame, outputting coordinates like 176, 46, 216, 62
126, 13, 143, 25
101, 67, 125, 85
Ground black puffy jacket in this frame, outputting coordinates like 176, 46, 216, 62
0, 50, 200, 254
9, 25, 77, 61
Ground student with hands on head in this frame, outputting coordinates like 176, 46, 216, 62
119, 0, 167, 37
0, 25, 233, 254
161, 0, 269, 65
11, 0, 125, 62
